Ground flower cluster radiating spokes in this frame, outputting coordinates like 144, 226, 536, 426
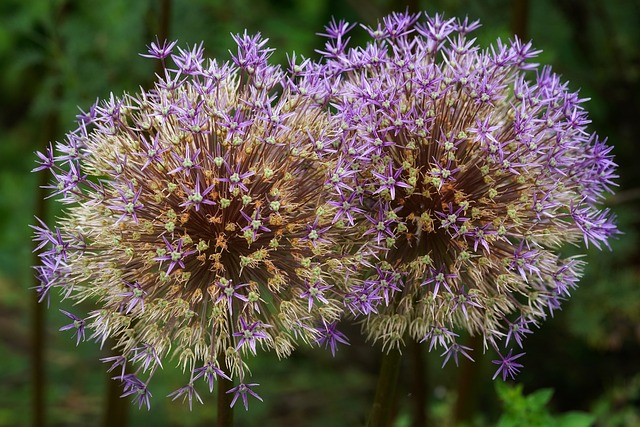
294, 11, 619, 375
32, 10, 619, 410
32, 32, 356, 409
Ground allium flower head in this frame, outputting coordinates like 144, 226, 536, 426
304, 11, 619, 374
32, 33, 353, 407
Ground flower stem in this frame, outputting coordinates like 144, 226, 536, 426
452, 334, 481, 423
216, 352, 234, 427
409, 340, 428, 427
366, 349, 403, 427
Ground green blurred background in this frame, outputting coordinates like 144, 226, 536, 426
0, 0, 638, 426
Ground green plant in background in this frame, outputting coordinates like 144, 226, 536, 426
495, 382, 594, 427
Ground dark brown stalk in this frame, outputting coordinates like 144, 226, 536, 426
366, 349, 403, 427
452, 334, 482, 423
510, 0, 530, 40
155, 0, 172, 77
31, 172, 48, 427
410, 339, 428, 427
31, 29, 63, 425
102, 341, 129, 427
217, 352, 234, 427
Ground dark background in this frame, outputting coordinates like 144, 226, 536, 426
0, 0, 638, 426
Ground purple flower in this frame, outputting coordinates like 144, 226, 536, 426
167, 383, 203, 410
154, 237, 195, 275
441, 342, 474, 367
492, 349, 525, 381
32, 31, 356, 410
421, 266, 456, 298
233, 317, 271, 355
106, 182, 144, 224
420, 326, 457, 351
32, 142, 56, 172
118, 280, 147, 314
101, 355, 128, 380
316, 320, 350, 356
131, 343, 163, 372
168, 145, 202, 175
180, 177, 216, 212
371, 162, 412, 200
140, 37, 177, 61
218, 162, 255, 193
298, 10, 618, 380
240, 206, 271, 243
58, 310, 85, 345
215, 279, 249, 315
171, 42, 205, 74
328, 191, 365, 226
300, 280, 332, 312
135, 134, 169, 171
301, 218, 332, 247
119, 374, 152, 410
365, 265, 404, 306
227, 382, 263, 410
505, 317, 534, 349
193, 362, 231, 392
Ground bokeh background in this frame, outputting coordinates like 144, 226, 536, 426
1, 0, 638, 426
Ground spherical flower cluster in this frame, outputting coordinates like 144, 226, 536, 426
302, 12, 618, 373
32, 34, 354, 409
33, 11, 620, 408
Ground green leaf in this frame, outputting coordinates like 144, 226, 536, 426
527, 388, 554, 409
556, 412, 595, 427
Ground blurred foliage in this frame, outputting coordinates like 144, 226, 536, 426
0, 0, 639, 426
493, 382, 594, 427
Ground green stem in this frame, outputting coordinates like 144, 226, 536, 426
366, 349, 403, 427
409, 340, 428, 427
510, 0, 530, 40
103, 342, 129, 427
452, 334, 481, 423
31, 62, 61, 427
216, 352, 234, 427
31, 254, 45, 427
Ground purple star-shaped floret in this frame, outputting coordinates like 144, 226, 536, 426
233, 317, 271, 355
168, 383, 203, 410
32, 142, 56, 172
59, 309, 85, 346
372, 162, 412, 200
131, 343, 163, 372
119, 374, 152, 410
302, 218, 332, 247
300, 279, 332, 312
136, 133, 169, 170
154, 237, 195, 275
107, 182, 144, 224
492, 349, 525, 381
441, 342, 474, 367
118, 280, 147, 313
240, 207, 271, 242
421, 265, 457, 298
328, 190, 364, 226
215, 279, 249, 315
218, 162, 255, 192
180, 178, 216, 212
140, 37, 177, 60
316, 320, 350, 356
193, 362, 231, 392
227, 382, 263, 410
169, 144, 203, 175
